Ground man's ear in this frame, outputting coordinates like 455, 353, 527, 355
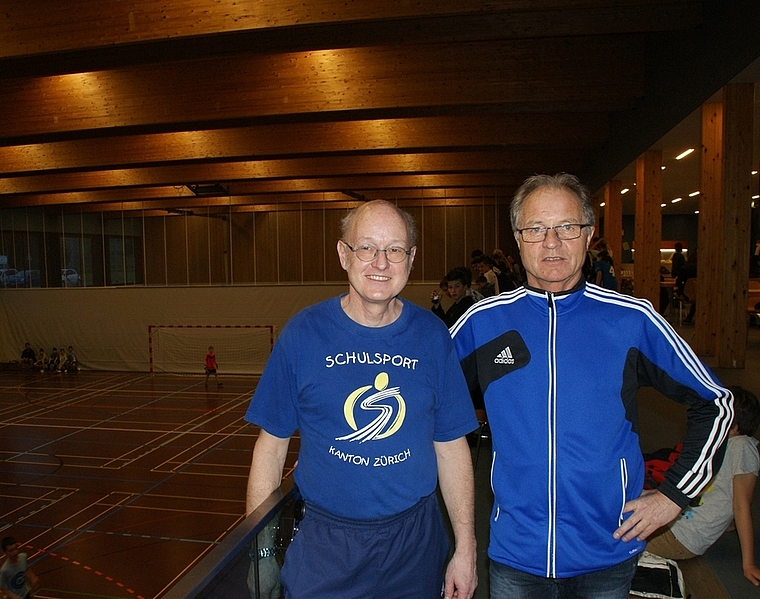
407, 246, 417, 272
585, 227, 596, 250
337, 240, 349, 271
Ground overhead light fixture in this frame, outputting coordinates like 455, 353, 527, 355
752, 170, 758, 175
661, 166, 666, 170
621, 188, 629, 194
599, 202, 605, 207
660, 203, 666, 207
671, 197, 682, 203
675, 148, 695, 160
688, 191, 700, 197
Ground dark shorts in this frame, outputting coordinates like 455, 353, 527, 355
205, 368, 216, 374
281, 491, 450, 599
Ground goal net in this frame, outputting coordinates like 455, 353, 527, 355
149, 325, 274, 375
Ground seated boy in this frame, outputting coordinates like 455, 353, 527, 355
646, 385, 760, 586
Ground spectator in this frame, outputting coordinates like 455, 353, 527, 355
48, 348, 60, 373
671, 242, 686, 279
472, 275, 494, 298
646, 386, 760, 586
594, 250, 618, 290
471, 255, 500, 295
432, 267, 477, 328
449, 173, 733, 599
20, 344, 35, 369
1, 536, 39, 599
33, 348, 47, 373
62, 346, 78, 373
244, 200, 478, 599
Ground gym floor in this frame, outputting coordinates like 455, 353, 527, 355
0, 371, 293, 599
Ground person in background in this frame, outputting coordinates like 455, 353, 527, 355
62, 345, 78, 373
646, 386, 760, 586
449, 173, 733, 599
20, 344, 35, 369
671, 242, 686, 279
594, 250, 618, 290
33, 348, 47, 373
472, 275, 494, 299
432, 267, 477, 328
0, 536, 39, 599
244, 200, 478, 599
48, 348, 59, 373
471, 254, 499, 295
204, 346, 221, 387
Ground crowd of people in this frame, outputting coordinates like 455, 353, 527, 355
19, 342, 78, 373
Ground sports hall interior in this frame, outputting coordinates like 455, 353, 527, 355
2, 2, 760, 598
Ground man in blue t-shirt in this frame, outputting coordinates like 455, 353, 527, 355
245, 200, 479, 599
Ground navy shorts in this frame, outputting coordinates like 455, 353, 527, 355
280, 491, 450, 599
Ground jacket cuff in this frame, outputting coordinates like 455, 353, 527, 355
657, 479, 691, 510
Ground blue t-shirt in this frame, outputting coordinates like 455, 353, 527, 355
245, 295, 478, 519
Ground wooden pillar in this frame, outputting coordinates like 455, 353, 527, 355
717, 83, 753, 368
604, 180, 623, 289
634, 151, 662, 308
694, 103, 724, 357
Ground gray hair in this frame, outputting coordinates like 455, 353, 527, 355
341, 200, 417, 246
510, 173, 595, 231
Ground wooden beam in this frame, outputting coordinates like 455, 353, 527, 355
694, 102, 723, 356
717, 83, 754, 368
634, 151, 662, 308
0, 38, 638, 141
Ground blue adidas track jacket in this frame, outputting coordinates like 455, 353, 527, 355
450, 282, 733, 578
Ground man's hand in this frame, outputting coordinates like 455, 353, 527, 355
443, 548, 477, 599
613, 489, 682, 542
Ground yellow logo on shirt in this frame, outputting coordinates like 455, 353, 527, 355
335, 372, 406, 443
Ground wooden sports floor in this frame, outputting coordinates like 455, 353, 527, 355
0, 370, 296, 599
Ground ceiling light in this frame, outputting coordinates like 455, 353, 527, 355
661, 166, 666, 170
599, 202, 605, 207
753, 195, 760, 200
688, 191, 700, 197
694, 210, 699, 214
621, 188, 629, 195
671, 197, 682, 203
675, 148, 695, 160
752, 171, 758, 175
660, 203, 666, 207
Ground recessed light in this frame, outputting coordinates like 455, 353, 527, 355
675, 149, 695, 160
661, 203, 667, 207
694, 210, 699, 214
599, 202, 605, 207
671, 197, 682, 203
752, 171, 758, 175
621, 188, 629, 194
688, 191, 700, 197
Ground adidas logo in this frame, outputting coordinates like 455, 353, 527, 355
494, 347, 515, 365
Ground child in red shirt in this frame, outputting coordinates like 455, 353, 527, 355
204, 346, 221, 387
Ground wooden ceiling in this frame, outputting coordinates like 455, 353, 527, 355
1, 0, 759, 215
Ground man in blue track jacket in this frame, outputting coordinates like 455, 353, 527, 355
450, 173, 734, 599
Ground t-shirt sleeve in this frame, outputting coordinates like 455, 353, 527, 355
244, 323, 299, 438
433, 336, 479, 442
733, 437, 760, 477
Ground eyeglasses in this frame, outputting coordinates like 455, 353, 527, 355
341, 241, 412, 263
517, 223, 592, 243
